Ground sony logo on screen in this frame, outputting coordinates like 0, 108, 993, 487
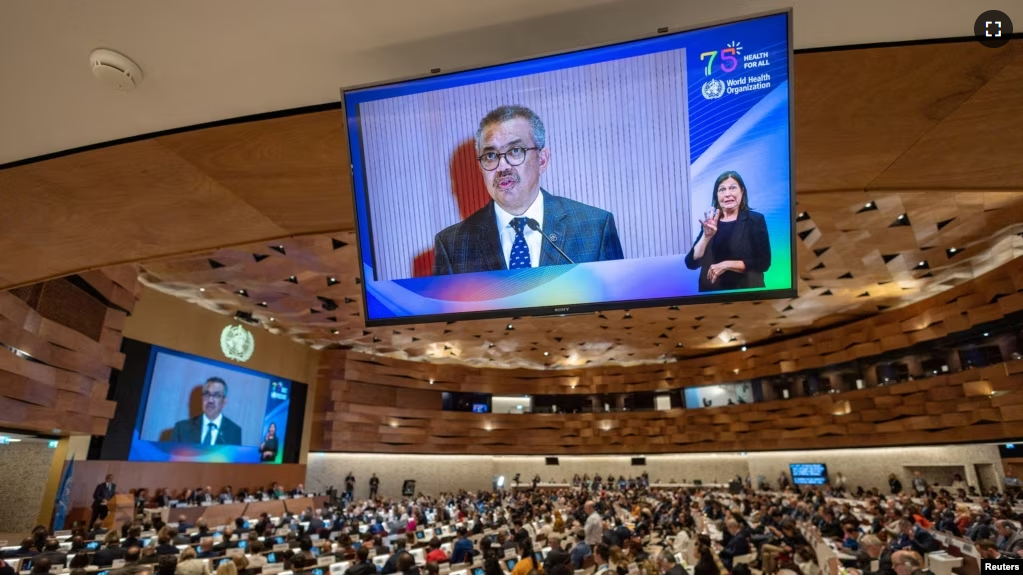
554, 307, 570, 313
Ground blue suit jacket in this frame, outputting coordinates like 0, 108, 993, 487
432, 190, 624, 275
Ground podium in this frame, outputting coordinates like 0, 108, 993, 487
106, 494, 135, 530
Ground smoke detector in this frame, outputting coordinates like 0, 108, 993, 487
89, 48, 143, 91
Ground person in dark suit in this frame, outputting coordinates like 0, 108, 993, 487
433, 105, 623, 276
685, 170, 772, 292
259, 422, 279, 461
170, 377, 242, 446
93, 532, 125, 568
91, 474, 117, 527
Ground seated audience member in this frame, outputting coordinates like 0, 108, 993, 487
28, 557, 51, 575
425, 537, 448, 564
692, 544, 719, 575
657, 548, 687, 575
174, 548, 206, 575
345, 546, 377, 575
891, 550, 929, 575
717, 518, 750, 570
94, 531, 126, 567
155, 555, 178, 576
124, 526, 144, 549
246, 540, 267, 570
543, 535, 571, 574
31, 538, 67, 569
396, 552, 420, 575
995, 519, 1023, 552
592, 543, 611, 575
216, 561, 238, 575
3, 538, 36, 559
570, 530, 591, 569
157, 529, 182, 555
196, 537, 218, 559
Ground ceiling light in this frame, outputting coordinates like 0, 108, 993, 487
741, 346, 747, 352
429, 379, 434, 385
506, 324, 514, 330
733, 368, 740, 374
543, 351, 549, 356
919, 261, 925, 266
236, 289, 247, 296
898, 215, 905, 220
199, 288, 205, 292
864, 202, 872, 208
949, 248, 956, 253
331, 329, 339, 335
269, 317, 275, 322
260, 302, 267, 306
289, 276, 297, 282
799, 212, 805, 218
983, 332, 989, 337
330, 277, 336, 282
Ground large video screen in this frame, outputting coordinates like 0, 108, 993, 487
128, 347, 292, 464
790, 463, 829, 485
344, 10, 794, 325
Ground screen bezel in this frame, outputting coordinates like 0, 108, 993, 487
342, 8, 796, 326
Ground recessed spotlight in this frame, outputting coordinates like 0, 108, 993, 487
331, 329, 339, 335
983, 332, 989, 337
741, 346, 747, 352
330, 277, 336, 282
543, 351, 549, 356
949, 248, 957, 253
799, 212, 805, 218
506, 324, 514, 330
919, 261, 926, 266
733, 368, 740, 374
199, 288, 205, 292
269, 317, 275, 322
864, 202, 872, 208
260, 301, 267, 306
236, 289, 248, 296
289, 276, 297, 282
898, 215, 905, 220
428, 379, 434, 385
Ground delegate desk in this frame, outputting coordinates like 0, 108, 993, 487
512, 483, 571, 492
284, 496, 331, 515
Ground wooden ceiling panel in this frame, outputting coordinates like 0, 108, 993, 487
793, 41, 1018, 192
155, 110, 353, 232
871, 46, 1023, 191
0, 140, 288, 286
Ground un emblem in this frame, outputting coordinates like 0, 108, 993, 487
220, 324, 255, 362
702, 79, 726, 100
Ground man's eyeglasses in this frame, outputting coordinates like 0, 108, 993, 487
202, 392, 225, 400
477, 146, 539, 171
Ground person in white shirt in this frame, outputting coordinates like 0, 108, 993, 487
584, 501, 603, 547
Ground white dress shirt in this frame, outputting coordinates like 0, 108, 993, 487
201, 413, 223, 445
493, 192, 544, 269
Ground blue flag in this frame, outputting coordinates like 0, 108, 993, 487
53, 456, 74, 530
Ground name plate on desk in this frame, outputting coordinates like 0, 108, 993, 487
227, 548, 244, 558
279, 495, 289, 500
276, 528, 290, 536
245, 498, 255, 503
318, 556, 336, 567
201, 501, 212, 507
175, 503, 188, 508
112, 559, 126, 568
262, 562, 284, 574
273, 543, 289, 552
262, 497, 270, 502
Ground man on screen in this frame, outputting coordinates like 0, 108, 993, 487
433, 105, 624, 275
170, 377, 242, 446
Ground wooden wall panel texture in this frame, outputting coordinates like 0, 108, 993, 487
0, 266, 139, 436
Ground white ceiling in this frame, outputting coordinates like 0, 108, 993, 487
0, 0, 1015, 165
